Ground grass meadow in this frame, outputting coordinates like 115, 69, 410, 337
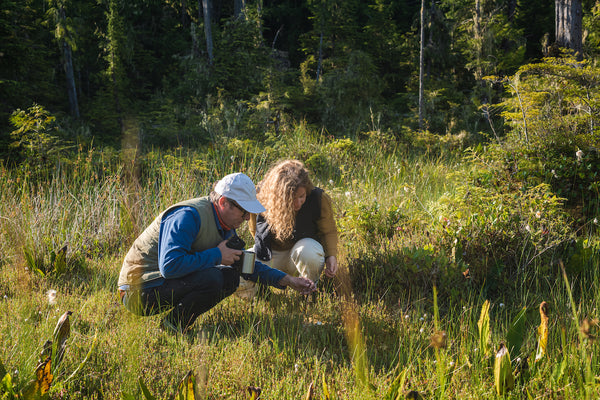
0, 125, 599, 399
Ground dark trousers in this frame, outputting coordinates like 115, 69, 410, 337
123, 266, 240, 330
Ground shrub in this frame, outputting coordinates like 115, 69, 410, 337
488, 55, 600, 222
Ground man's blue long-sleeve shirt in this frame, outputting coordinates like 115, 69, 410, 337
154, 206, 286, 289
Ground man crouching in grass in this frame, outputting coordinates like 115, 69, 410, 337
117, 172, 316, 334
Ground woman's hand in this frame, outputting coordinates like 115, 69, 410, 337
279, 275, 317, 295
323, 256, 338, 278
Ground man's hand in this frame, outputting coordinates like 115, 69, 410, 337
279, 275, 317, 295
323, 256, 338, 278
217, 240, 242, 266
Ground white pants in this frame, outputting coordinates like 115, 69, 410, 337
235, 238, 325, 298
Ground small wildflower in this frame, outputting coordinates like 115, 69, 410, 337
576, 149, 584, 162
430, 331, 447, 349
403, 186, 410, 193
405, 314, 410, 320
449, 361, 455, 367
294, 363, 299, 373
525, 224, 531, 233
420, 317, 424, 322
535, 211, 542, 219
230, 155, 235, 161
420, 328, 425, 333
594, 218, 598, 225
345, 191, 351, 197
551, 169, 558, 178
499, 303, 505, 308
47, 289, 57, 305
328, 179, 334, 185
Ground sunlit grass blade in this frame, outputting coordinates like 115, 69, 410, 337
65, 331, 98, 383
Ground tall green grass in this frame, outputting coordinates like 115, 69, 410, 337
0, 127, 599, 399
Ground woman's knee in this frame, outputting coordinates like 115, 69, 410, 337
290, 238, 325, 281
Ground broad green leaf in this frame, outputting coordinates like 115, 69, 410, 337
121, 392, 137, 400
477, 300, 491, 357
494, 343, 514, 395
52, 310, 72, 370
176, 371, 195, 400
505, 306, 527, 356
383, 367, 408, 400
138, 377, 156, 400
535, 302, 549, 362
0, 357, 6, 379
53, 245, 67, 274
322, 372, 330, 400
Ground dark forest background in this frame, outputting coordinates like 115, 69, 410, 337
1, 0, 598, 161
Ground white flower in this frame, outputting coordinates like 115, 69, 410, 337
576, 149, 584, 162
525, 224, 531, 233
594, 218, 598, 225
551, 169, 558, 178
419, 328, 425, 333
345, 191, 351, 197
449, 361, 455, 367
405, 314, 410, 320
420, 317, 424, 322
328, 179, 334, 185
47, 289, 57, 305
535, 211, 542, 219
499, 303, 505, 308
294, 363, 299, 373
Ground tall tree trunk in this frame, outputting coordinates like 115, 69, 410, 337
234, 0, 244, 19
62, 41, 79, 118
58, 6, 79, 118
555, 0, 583, 59
201, 0, 213, 64
473, 0, 483, 80
418, 0, 425, 131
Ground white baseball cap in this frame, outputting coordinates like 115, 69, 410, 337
214, 173, 266, 214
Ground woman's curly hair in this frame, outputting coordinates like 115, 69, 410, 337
257, 160, 314, 241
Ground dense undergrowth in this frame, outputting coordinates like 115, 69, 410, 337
1, 120, 599, 398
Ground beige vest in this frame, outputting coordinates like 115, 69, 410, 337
117, 197, 222, 288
